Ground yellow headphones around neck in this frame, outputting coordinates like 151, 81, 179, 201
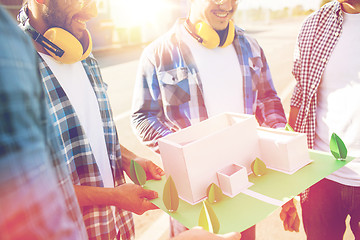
42, 27, 92, 64
184, 19, 235, 49
19, 5, 92, 64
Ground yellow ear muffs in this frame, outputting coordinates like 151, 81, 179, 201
220, 20, 235, 48
43, 28, 92, 64
81, 31, 92, 61
195, 22, 220, 49
193, 20, 235, 49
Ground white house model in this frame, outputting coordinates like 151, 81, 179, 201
158, 113, 311, 205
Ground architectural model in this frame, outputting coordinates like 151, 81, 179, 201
158, 113, 311, 205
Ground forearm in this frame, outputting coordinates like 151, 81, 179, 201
73, 184, 159, 215
256, 93, 287, 128
131, 112, 172, 152
120, 144, 138, 172
288, 106, 300, 130
73, 185, 115, 207
256, 53, 287, 128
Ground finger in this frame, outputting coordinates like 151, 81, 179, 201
283, 198, 295, 211
142, 201, 159, 211
280, 210, 287, 221
283, 217, 289, 231
156, 165, 165, 176
135, 201, 158, 215
140, 188, 158, 200
152, 166, 165, 179
284, 216, 293, 232
293, 215, 300, 232
147, 163, 164, 180
217, 232, 241, 240
287, 207, 296, 216
282, 204, 290, 212
288, 213, 295, 227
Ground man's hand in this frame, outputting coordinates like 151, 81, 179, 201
280, 198, 300, 232
120, 144, 165, 181
133, 157, 165, 180
112, 183, 159, 215
172, 227, 241, 240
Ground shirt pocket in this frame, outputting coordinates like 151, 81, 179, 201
249, 56, 263, 89
158, 67, 191, 106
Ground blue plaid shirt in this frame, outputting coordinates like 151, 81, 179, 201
132, 19, 286, 151
0, 6, 87, 240
38, 55, 134, 240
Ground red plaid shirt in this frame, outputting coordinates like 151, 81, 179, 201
291, 1, 343, 148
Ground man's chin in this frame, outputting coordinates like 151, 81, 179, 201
70, 29, 87, 47
213, 24, 229, 31
78, 30, 90, 52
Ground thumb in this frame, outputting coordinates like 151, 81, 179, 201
140, 188, 158, 200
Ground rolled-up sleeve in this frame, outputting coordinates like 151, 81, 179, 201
255, 47, 287, 128
131, 50, 172, 152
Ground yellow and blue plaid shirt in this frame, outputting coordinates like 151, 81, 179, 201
38, 55, 134, 240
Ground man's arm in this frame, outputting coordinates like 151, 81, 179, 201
74, 143, 165, 214
73, 184, 158, 215
120, 144, 164, 180
72, 144, 165, 214
288, 106, 300, 129
131, 51, 173, 152
255, 47, 287, 128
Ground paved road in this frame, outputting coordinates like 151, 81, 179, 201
94, 17, 354, 240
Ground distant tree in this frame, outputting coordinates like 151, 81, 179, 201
320, 0, 333, 7
292, 5, 305, 16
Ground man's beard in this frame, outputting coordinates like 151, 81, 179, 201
43, 2, 68, 33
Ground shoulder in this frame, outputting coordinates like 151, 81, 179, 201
234, 25, 264, 56
301, 1, 341, 31
142, 23, 179, 57
140, 21, 183, 68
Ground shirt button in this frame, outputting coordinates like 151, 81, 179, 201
311, 83, 316, 89
334, 32, 339, 37
322, 58, 327, 63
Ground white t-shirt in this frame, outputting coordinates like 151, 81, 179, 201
181, 25, 244, 117
40, 54, 118, 222
314, 12, 360, 186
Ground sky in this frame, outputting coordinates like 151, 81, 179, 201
239, 0, 323, 10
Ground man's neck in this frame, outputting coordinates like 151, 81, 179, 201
341, 1, 360, 14
27, 6, 49, 54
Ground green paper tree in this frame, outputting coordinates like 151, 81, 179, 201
330, 133, 347, 160
198, 200, 220, 234
129, 160, 146, 186
251, 157, 267, 176
285, 123, 294, 132
206, 183, 223, 204
163, 176, 179, 212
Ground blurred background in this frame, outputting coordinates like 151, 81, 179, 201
1, 0, 331, 51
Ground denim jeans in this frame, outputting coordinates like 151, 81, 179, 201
301, 178, 360, 240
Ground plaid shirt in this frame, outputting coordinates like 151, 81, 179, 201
290, 1, 343, 148
0, 6, 88, 240
38, 55, 134, 240
132, 19, 286, 151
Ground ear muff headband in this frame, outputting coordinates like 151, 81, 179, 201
220, 21, 235, 48
18, 5, 91, 64
184, 19, 235, 49
43, 28, 92, 64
